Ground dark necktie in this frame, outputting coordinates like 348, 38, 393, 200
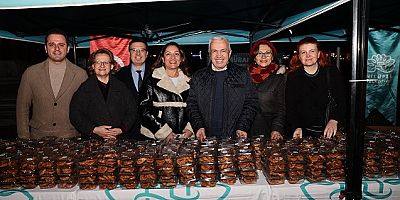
136, 70, 143, 91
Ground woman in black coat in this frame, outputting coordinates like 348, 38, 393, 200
249, 40, 286, 140
70, 48, 137, 140
139, 42, 193, 141
286, 37, 345, 139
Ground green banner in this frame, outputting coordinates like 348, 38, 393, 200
366, 29, 400, 124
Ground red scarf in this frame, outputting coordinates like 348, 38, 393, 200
249, 63, 279, 83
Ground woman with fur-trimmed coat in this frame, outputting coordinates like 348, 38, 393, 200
139, 42, 193, 141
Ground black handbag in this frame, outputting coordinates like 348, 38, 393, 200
325, 68, 337, 125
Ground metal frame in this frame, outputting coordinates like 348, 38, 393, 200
344, 0, 369, 199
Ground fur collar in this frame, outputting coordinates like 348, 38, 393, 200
152, 67, 190, 95
276, 65, 286, 75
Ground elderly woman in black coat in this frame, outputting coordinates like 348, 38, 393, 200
70, 48, 137, 140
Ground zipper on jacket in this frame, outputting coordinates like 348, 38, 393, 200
222, 80, 227, 137
208, 75, 216, 136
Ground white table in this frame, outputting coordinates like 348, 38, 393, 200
77, 177, 270, 200
0, 172, 270, 200
270, 177, 400, 200
1, 174, 399, 200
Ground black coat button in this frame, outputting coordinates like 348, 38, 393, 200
54, 103, 57, 106
53, 123, 56, 126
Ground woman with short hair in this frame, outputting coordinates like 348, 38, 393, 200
286, 37, 346, 139
70, 48, 137, 140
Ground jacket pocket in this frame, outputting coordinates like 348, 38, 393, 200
29, 120, 42, 129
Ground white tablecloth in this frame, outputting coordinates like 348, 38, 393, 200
0, 172, 270, 200
1, 174, 399, 200
77, 177, 270, 200
270, 177, 400, 200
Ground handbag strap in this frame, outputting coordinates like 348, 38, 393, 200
325, 67, 333, 125
326, 67, 332, 97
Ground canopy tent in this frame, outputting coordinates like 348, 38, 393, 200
0, 29, 251, 47
0, 0, 174, 10
252, 0, 350, 41
1, 0, 399, 45
0, 28, 347, 47
0, 0, 359, 45
2, 1, 400, 199
262, 0, 400, 42
271, 30, 348, 42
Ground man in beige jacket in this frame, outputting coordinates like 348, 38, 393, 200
16, 28, 87, 139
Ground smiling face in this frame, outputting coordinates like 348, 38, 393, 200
255, 44, 273, 68
92, 53, 113, 78
298, 43, 320, 68
45, 34, 69, 63
129, 41, 148, 68
163, 45, 182, 71
210, 39, 231, 70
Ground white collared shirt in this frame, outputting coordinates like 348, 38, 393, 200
211, 64, 227, 72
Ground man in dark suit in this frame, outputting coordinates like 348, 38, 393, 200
116, 38, 152, 140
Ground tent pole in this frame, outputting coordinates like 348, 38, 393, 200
344, 0, 369, 199
336, 46, 341, 70
72, 37, 77, 64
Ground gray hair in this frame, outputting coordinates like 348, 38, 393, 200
208, 36, 231, 53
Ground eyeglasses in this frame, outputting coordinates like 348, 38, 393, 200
129, 48, 147, 54
93, 61, 112, 67
257, 51, 272, 57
